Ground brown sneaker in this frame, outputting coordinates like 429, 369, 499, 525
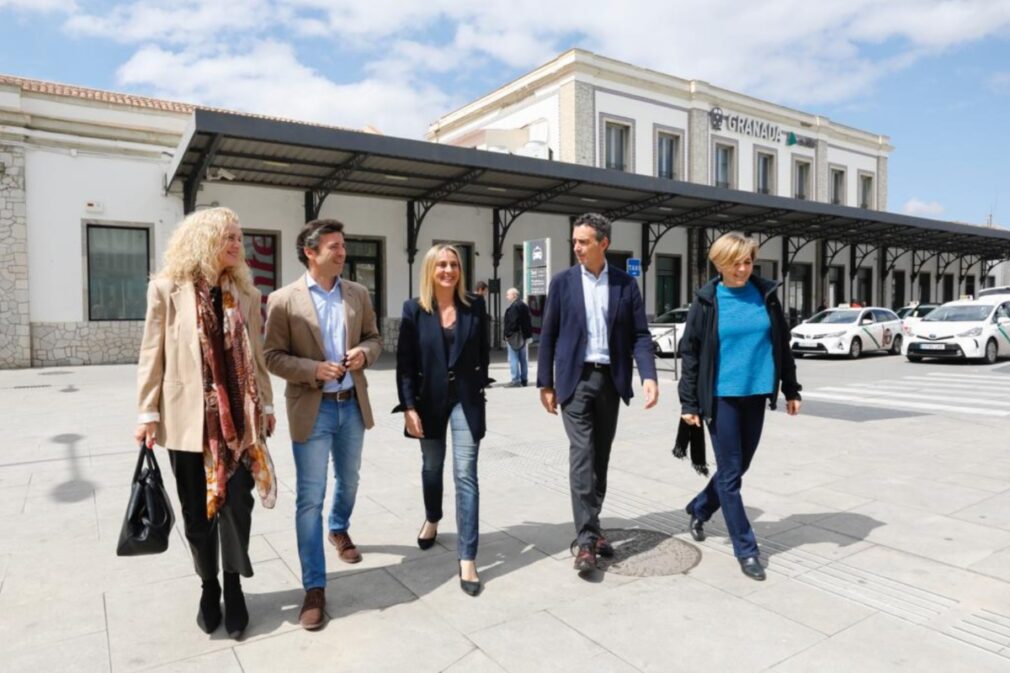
574, 544, 597, 572
299, 588, 326, 631
595, 535, 615, 558
328, 530, 362, 564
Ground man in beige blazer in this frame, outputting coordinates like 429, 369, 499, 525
264, 218, 382, 631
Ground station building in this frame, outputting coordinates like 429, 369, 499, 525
2, 50, 1008, 369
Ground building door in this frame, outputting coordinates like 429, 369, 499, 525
606, 250, 632, 273
344, 237, 384, 320
827, 265, 845, 306
787, 263, 812, 324
856, 267, 873, 305
941, 273, 955, 302
917, 272, 931, 302
655, 254, 682, 314
892, 270, 906, 309
966, 274, 976, 298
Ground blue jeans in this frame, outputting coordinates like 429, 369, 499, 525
688, 396, 765, 559
419, 403, 480, 560
292, 398, 365, 590
508, 340, 528, 384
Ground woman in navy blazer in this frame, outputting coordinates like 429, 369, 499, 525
395, 244, 490, 596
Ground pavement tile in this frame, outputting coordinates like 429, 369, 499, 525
828, 473, 992, 515
0, 590, 106, 654
550, 575, 824, 673
3, 631, 110, 673
746, 578, 876, 635
765, 523, 874, 562
950, 491, 1010, 532
471, 610, 640, 673
233, 599, 474, 673
768, 613, 1010, 673
143, 648, 245, 673
442, 648, 509, 673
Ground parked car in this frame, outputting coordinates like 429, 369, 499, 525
790, 306, 903, 358
649, 307, 689, 357
976, 285, 1010, 299
896, 302, 941, 343
905, 298, 1010, 364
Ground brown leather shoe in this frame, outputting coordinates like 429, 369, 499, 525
595, 535, 615, 558
574, 544, 597, 572
299, 588, 326, 630
328, 531, 362, 564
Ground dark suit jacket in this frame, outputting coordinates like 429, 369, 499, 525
503, 299, 532, 339
395, 295, 491, 441
536, 264, 657, 407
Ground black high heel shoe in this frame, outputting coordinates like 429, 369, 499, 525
197, 578, 222, 634
223, 572, 249, 639
458, 562, 481, 597
417, 521, 437, 550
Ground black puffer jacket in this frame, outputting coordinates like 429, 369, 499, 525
678, 275, 801, 421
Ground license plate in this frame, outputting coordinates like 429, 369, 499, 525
919, 343, 945, 350
796, 340, 816, 348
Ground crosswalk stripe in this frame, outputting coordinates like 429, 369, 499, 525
802, 391, 1009, 416
867, 381, 1010, 395
818, 386, 1010, 408
922, 372, 1010, 382
902, 376, 1007, 387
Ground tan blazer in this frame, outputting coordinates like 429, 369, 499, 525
264, 275, 382, 442
136, 277, 274, 453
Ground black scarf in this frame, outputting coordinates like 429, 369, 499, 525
672, 418, 709, 476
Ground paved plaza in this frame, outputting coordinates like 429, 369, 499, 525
2, 352, 1010, 672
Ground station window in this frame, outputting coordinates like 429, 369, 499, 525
859, 174, 874, 209
714, 144, 735, 189
605, 122, 630, 172
656, 133, 681, 180
345, 237, 384, 319
86, 224, 150, 321
755, 151, 775, 195
793, 159, 811, 200
655, 255, 682, 314
830, 168, 846, 205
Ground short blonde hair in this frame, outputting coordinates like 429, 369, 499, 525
159, 207, 253, 293
417, 244, 471, 313
708, 232, 759, 269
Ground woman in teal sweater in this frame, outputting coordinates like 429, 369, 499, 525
678, 232, 802, 581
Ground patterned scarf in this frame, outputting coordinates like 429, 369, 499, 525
195, 277, 277, 519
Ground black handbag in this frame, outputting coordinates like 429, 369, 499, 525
116, 443, 176, 556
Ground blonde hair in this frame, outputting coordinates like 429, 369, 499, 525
417, 244, 471, 313
708, 232, 759, 269
159, 207, 253, 293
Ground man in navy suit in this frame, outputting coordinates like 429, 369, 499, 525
537, 213, 658, 573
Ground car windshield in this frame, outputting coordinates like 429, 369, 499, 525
653, 310, 687, 324
908, 305, 937, 318
923, 305, 992, 322
807, 310, 860, 324
897, 307, 912, 318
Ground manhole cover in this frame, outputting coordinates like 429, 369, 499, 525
573, 528, 701, 577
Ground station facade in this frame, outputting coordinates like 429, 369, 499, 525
1, 51, 1007, 369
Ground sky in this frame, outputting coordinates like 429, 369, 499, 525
2, 0, 1010, 228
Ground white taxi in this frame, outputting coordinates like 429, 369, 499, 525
905, 298, 1010, 364
790, 306, 903, 359
649, 307, 689, 357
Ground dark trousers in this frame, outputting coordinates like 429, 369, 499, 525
561, 366, 620, 547
687, 396, 766, 558
169, 450, 255, 580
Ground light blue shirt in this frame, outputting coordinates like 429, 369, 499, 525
715, 282, 774, 397
581, 262, 611, 364
306, 272, 352, 393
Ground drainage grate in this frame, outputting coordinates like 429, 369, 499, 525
38, 370, 72, 376
11, 384, 53, 389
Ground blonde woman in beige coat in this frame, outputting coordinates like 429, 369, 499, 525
135, 207, 277, 640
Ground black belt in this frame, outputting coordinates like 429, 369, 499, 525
583, 362, 611, 370
322, 388, 355, 402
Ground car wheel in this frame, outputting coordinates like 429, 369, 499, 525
848, 337, 862, 359
907, 355, 923, 363
890, 334, 903, 355
983, 338, 998, 365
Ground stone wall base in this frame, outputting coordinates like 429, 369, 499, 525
30, 321, 145, 367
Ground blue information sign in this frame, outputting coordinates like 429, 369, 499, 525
626, 258, 641, 277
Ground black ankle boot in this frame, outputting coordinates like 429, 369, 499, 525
197, 578, 222, 634
223, 572, 248, 639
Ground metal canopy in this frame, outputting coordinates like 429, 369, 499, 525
168, 109, 1010, 260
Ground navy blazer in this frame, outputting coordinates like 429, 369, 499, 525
394, 295, 491, 441
536, 264, 657, 407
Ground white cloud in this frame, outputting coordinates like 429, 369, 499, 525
116, 40, 457, 139
902, 198, 945, 217
0, 0, 76, 10
50, 0, 1010, 138
989, 72, 1010, 93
